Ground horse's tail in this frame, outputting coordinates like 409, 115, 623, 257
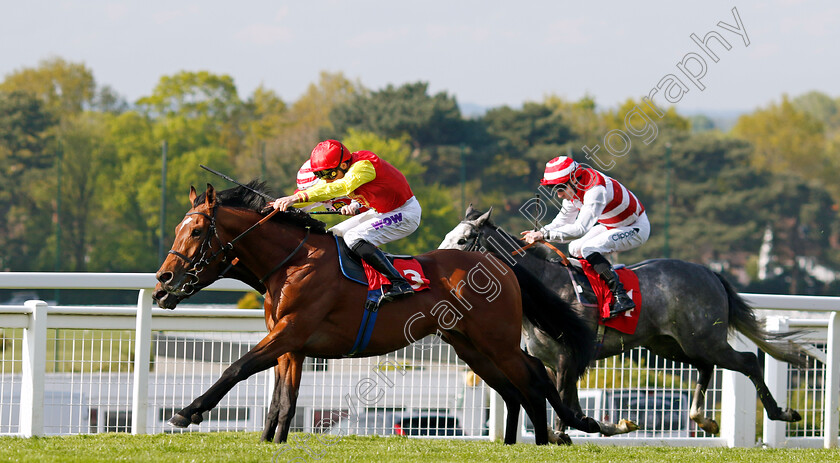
510, 263, 595, 377
716, 272, 808, 368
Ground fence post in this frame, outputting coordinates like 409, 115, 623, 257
721, 332, 757, 447
763, 316, 788, 447
824, 311, 840, 449
20, 300, 48, 437
488, 390, 505, 441
132, 289, 153, 434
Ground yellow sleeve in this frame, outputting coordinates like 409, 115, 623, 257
295, 160, 376, 204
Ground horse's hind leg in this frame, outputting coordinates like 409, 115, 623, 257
442, 332, 528, 445
261, 364, 283, 442
261, 352, 304, 443
689, 365, 720, 434
712, 347, 801, 422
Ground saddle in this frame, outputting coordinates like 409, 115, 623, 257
334, 235, 413, 286
565, 258, 601, 309
334, 236, 430, 357
566, 257, 642, 335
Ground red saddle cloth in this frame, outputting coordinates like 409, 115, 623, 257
362, 258, 431, 292
579, 260, 642, 334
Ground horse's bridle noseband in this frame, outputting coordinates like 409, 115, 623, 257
166, 206, 233, 296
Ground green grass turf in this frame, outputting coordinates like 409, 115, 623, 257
1, 432, 839, 463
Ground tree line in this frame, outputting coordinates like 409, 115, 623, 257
2, 57, 839, 296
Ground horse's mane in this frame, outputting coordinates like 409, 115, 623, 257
193, 180, 328, 234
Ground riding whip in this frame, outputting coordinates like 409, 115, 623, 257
200, 165, 276, 202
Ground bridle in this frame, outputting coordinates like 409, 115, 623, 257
166, 206, 230, 296
461, 221, 485, 253
165, 203, 310, 296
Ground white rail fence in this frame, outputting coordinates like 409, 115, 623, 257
0, 272, 838, 448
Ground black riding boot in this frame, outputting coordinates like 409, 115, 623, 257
352, 240, 414, 302
586, 253, 635, 318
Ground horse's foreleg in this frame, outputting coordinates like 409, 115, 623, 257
261, 353, 304, 443
488, 348, 582, 444
442, 333, 527, 445
169, 327, 299, 428
520, 353, 602, 437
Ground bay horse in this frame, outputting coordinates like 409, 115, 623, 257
152, 183, 602, 444
439, 206, 807, 438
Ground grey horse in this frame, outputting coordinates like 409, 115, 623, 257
438, 205, 806, 438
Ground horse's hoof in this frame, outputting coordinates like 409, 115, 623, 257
699, 419, 719, 434
785, 408, 802, 422
554, 432, 572, 445
619, 419, 639, 432
191, 412, 204, 425
168, 414, 191, 428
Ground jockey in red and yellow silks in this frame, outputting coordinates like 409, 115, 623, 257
293, 160, 367, 214
521, 156, 651, 319
273, 140, 421, 301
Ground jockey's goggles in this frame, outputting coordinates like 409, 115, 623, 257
313, 168, 341, 180
313, 145, 345, 180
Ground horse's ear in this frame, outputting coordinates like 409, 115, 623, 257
465, 203, 475, 217
206, 183, 216, 207
474, 208, 493, 226
189, 186, 197, 204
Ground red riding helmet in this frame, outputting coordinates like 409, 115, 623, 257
307, 140, 349, 173
540, 156, 579, 185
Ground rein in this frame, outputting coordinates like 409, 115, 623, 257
512, 241, 570, 266
167, 205, 310, 293
465, 222, 569, 266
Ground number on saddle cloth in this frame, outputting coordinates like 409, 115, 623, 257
332, 235, 429, 291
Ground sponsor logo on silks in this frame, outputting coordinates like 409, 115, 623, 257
328, 200, 348, 211
371, 213, 404, 230
611, 227, 640, 242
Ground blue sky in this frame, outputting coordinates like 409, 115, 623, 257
1, 1, 837, 113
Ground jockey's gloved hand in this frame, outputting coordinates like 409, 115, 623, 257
520, 230, 545, 245
340, 202, 360, 216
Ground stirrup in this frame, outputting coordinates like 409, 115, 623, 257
604, 297, 635, 320
382, 281, 414, 302
604, 306, 631, 320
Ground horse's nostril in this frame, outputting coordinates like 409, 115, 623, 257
157, 271, 173, 284
152, 289, 168, 301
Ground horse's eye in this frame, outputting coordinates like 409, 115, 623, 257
457, 238, 467, 245
191, 228, 202, 237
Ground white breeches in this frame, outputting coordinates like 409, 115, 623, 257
330, 196, 421, 248
568, 212, 650, 258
